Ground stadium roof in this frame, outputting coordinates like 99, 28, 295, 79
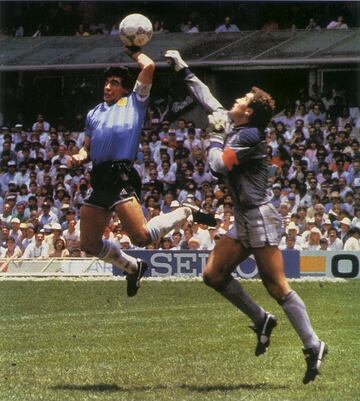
1, 29, 359, 72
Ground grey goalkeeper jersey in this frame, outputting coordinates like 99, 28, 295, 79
182, 68, 272, 210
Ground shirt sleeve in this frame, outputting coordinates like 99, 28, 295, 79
134, 80, 152, 100
179, 68, 224, 113
85, 111, 92, 138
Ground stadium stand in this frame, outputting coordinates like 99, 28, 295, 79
0, 3, 360, 257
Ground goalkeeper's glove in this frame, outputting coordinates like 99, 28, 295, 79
164, 50, 188, 71
208, 109, 230, 131
208, 110, 230, 146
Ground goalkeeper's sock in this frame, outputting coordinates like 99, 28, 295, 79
218, 277, 266, 327
280, 290, 320, 349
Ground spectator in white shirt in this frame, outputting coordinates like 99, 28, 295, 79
51, 145, 71, 165
38, 201, 59, 227
14, 162, 30, 187
343, 227, 360, 251
158, 161, 176, 192
319, 238, 329, 251
184, 128, 201, 151
192, 161, 213, 187
182, 20, 200, 33
175, 118, 188, 140
1, 161, 17, 194
62, 219, 80, 251
326, 16, 348, 30
281, 234, 302, 251
21, 223, 36, 251
327, 227, 343, 250
32, 114, 50, 132
303, 227, 322, 250
215, 16, 240, 33
22, 231, 49, 258
170, 230, 182, 250
279, 222, 304, 250
0, 237, 23, 258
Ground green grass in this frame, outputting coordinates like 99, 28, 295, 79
0, 279, 359, 401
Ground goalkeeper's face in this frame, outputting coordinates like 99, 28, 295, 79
229, 93, 254, 123
103, 76, 127, 104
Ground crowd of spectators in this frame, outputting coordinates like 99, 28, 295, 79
3, 14, 353, 38
1, 1, 358, 38
1, 82, 360, 265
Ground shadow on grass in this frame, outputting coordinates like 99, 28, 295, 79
52, 384, 126, 393
51, 383, 168, 393
181, 383, 289, 392
52, 382, 288, 393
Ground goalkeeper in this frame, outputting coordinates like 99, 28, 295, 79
165, 50, 327, 384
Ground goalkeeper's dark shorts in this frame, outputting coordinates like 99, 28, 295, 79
84, 160, 141, 211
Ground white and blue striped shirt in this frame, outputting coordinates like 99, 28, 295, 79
85, 91, 148, 165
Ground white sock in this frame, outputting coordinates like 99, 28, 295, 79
146, 207, 191, 242
98, 240, 137, 274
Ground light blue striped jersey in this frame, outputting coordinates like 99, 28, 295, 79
85, 92, 148, 165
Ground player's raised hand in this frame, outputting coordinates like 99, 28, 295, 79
164, 50, 188, 71
123, 45, 142, 57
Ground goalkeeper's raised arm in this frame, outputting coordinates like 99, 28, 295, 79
165, 50, 225, 114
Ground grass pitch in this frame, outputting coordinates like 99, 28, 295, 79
0, 279, 359, 401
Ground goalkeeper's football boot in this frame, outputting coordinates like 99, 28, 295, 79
250, 312, 277, 356
182, 202, 217, 227
126, 259, 148, 297
303, 341, 328, 384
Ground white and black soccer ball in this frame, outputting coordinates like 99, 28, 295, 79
119, 13, 153, 47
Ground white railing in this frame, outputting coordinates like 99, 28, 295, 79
0, 258, 113, 276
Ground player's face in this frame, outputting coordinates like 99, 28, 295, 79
103, 76, 127, 103
229, 92, 254, 122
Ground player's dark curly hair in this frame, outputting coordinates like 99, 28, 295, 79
103, 66, 133, 92
249, 87, 275, 132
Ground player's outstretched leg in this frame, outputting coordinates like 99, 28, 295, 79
126, 259, 148, 297
303, 340, 328, 384
182, 202, 217, 226
249, 312, 278, 356
145, 207, 192, 242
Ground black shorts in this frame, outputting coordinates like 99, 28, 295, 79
84, 160, 142, 210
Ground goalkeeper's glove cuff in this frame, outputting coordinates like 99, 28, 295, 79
177, 67, 194, 79
209, 132, 226, 147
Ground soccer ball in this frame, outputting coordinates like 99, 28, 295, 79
119, 14, 153, 47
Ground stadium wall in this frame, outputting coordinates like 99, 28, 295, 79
2, 250, 360, 279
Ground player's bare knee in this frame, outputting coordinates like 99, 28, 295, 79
203, 270, 224, 290
80, 238, 102, 256
128, 229, 151, 247
80, 243, 94, 256
263, 281, 286, 302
